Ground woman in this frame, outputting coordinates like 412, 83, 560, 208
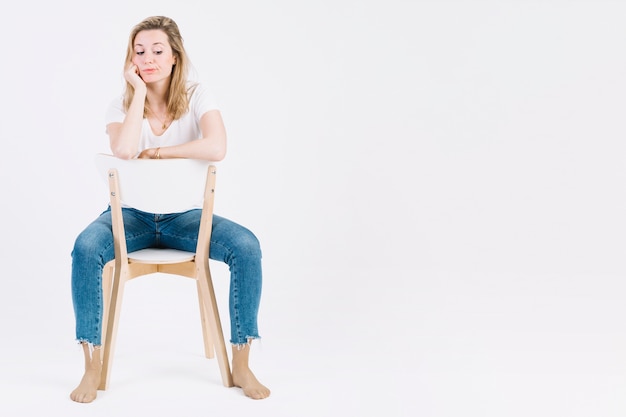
70, 16, 270, 402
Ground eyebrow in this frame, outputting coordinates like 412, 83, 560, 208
134, 42, 166, 47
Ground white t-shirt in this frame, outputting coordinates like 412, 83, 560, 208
104, 83, 219, 154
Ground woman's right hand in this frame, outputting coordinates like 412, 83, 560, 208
124, 64, 146, 91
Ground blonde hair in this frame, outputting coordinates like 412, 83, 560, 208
122, 16, 194, 120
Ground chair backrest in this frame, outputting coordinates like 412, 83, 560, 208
95, 153, 214, 214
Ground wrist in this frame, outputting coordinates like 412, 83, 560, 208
153, 147, 161, 159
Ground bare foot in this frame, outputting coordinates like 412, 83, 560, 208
70, 343, 102, 403
232, 366, 271, 400
70, 367, 101, 403
231, 342, 270, 400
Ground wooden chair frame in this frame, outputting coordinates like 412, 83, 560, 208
95, 154, 233, 391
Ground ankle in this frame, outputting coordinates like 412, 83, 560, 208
86, 363, 102, 372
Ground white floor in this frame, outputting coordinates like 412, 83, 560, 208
1, 261, 625, 417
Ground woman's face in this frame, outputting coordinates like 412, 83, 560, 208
131, 29, 176, 83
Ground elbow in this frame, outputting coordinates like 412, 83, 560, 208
212, 147, 227, 162
111, 147, 137, 160
207, 139, 226, 162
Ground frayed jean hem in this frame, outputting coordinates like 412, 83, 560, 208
231, 335, 261, 349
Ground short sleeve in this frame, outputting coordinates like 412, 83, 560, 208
190, 84, 219, 121
105, 96, 126, 125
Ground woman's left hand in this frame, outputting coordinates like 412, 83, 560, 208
138, 148, 160, 159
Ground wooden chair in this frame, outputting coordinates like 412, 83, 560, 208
94, 153, 234, 391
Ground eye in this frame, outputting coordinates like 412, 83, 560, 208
135, 51, 144, 56
154, 50, 163, 55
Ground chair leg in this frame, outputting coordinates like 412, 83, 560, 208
99, 263, 127, 391
197, 267, 234, 387
196, 281, 216, 359
101, 262, 114, 350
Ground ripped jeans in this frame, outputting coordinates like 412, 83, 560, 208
71, 207, 262, 346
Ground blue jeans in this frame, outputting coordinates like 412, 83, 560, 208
71, 207, 262, 346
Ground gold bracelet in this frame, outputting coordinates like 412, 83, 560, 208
155, 147, 161, 159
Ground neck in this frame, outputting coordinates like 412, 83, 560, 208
145, 79, 169, 109
146, 93, 167, 111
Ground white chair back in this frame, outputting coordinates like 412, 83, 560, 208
95, 153, 213, 214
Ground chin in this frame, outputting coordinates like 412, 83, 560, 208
144, 75, 168, 84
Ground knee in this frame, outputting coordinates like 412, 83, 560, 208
235, 229, 262, 259
211, 217, 262, 262
71, 227, 111, 262
72, 234, 96, 262
221, 227, 262, 263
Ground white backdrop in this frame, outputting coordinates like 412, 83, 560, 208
1, 1, 626, 416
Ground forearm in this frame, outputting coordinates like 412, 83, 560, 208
110, 89, 146, 159
145, 137, 227, 161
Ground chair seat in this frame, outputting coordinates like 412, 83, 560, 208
128, 248, 195, 264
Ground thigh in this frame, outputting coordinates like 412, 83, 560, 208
209, 214, 261, 263
158, 209, 202, 252
73, 208, 115, 258
76, 207, 158, 253
158, 211, 261, 261
121, 208, 160, 252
